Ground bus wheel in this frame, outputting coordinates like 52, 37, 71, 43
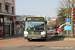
28, 39, 32, 41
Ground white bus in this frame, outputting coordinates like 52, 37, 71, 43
24, 17, 47, 41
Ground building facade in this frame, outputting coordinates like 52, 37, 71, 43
0, 0, 16, 36
16, 15, 36, 35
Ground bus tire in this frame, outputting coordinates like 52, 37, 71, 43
28, 39, 32, 41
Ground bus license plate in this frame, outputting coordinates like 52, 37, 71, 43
32, 37, 37, 39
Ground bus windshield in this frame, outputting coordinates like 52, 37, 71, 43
25, 21, 45, 31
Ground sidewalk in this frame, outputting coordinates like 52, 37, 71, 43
50, 36, 75, 41
0, 34, 23, 40
64, 38, 75, 41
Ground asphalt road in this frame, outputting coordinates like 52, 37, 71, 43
0, 31, 75, 50
0, 31, 55, 47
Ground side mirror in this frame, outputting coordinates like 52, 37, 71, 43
45, 21, 47, 24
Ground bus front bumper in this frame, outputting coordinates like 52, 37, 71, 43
24, 35, 46, 39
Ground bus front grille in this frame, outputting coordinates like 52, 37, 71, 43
29, 32, 40, 35
34, 32, 40, 35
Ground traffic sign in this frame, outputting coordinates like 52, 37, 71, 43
58, 28, 61, 31
66, 22, 70, 26
64, 26, 71, 30
66, 18, 70, 22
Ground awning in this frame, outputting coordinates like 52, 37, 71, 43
0, 13, 17, 17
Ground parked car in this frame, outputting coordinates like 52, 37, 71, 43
55, 30, 59, 35
55, 30, 59, 33
49, 29, 54, 32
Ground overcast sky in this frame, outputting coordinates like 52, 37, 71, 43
15, 0, 59, 17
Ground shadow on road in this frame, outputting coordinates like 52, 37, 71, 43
50, 36, 65, 41
0, 33, 65, 42
28, 33, 65, 42
28, 37, 65, 42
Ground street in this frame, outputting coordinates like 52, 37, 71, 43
0, 31, 75, 47
0, 31, 75, 50
0, 0, 75, 50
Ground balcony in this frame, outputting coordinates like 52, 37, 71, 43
4, 0, 10, 4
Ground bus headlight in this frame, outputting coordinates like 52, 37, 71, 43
41, 31, 46, 35
24, 31, 28, 37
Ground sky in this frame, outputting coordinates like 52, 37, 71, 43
15, 0, 59, 17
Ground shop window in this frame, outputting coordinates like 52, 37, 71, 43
20, 22, 23, 24
16, 22, 24, 34
1, 18, 3, 23
4, 18, 7, 23
10, 18, 13, 21
0, 18, 3, 26
16, 21, 19, 24
0, 18, 3, 35
0, 26, 3, 35
4, 25, 10, 36
7, 18, 10, 23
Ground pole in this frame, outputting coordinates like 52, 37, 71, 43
67, 0, 69, 35
55, 19, 57, 34
73, 0, 75, 37
71, 0, 74, 36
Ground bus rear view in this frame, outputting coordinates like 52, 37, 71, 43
24, 17, 47, 41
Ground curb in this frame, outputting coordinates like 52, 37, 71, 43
50, 36, 75, 41
0, 38, 3, 40
64, 38, 75, 41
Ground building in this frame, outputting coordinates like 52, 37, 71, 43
0, 0, 16, 36
16, 15, 36, 35
46, 17, 50, 25
16, 15, 25, 35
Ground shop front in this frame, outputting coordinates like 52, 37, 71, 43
4, 15, 16, 36
0, 15, 4, 36
16, 21, 24, 35
0, 14, 16, 37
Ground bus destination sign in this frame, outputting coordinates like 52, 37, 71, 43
26, 17, 44, 21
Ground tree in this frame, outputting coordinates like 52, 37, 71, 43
57, 0, 73, 26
